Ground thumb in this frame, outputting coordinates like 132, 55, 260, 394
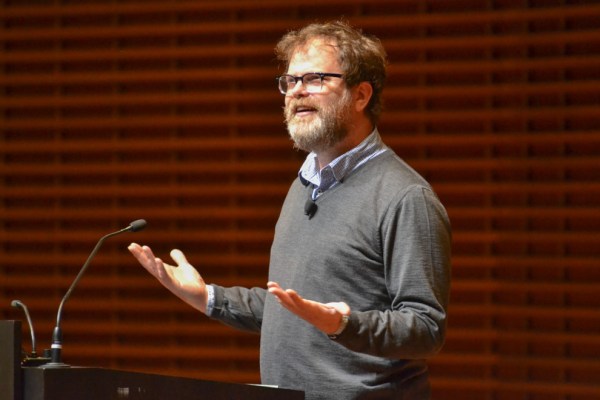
170, 249, 189, 266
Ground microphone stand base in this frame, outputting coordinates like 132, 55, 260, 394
22, 357, 52, 367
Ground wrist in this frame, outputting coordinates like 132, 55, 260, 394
328, 314, 349, 340
203, 284, 214, 315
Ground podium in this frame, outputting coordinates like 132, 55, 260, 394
2, 321, 304, 400
22, 367, 303, 400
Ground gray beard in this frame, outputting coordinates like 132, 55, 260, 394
284, 90, 353, 153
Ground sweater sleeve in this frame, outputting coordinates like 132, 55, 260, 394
208, 284, 267, 333
335, 185, 451, 359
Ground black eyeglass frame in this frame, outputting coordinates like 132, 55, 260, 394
276, 72, 344, 95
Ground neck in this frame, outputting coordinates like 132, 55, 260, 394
315, 118, 374, 169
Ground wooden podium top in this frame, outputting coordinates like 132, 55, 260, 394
23, 366, 304, 400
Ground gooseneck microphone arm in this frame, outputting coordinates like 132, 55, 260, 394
43, 219, 147, 368
11, 299, 38, 358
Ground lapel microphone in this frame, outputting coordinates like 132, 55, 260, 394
304, 192, 317, 219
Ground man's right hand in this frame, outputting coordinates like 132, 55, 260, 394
128, 243, 208, 313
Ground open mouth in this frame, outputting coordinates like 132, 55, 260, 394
294, 105, 318, 117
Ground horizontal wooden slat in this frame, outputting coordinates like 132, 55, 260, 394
2, 0, 597, 19
2, 106, 596, 129
0, 230, 596, 244
3, 4, 599, 38
5, 275, 600, 296
2, 82, 598, 114
3, 181, 596, 197
1, 132, 597, 153
0, 158, 596, 177
3, 205, 595, 221
431, 378, 600, 396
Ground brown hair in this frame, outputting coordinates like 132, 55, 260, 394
275, 20, 387, 124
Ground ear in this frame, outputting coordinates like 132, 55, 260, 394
353, 81, 373, 113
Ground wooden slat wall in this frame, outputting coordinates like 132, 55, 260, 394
1, 0, 599, 398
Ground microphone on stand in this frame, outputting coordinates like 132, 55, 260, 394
41, 219, 147, 368
11, 300, 38, 358
11, 299, 51, 366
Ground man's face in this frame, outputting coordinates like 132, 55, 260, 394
283, 40, 354, 153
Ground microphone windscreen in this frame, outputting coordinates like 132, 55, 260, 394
129, 219, 147, 232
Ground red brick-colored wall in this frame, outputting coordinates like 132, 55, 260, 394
1, 1, 599, 398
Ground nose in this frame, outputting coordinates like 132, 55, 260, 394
287, 79, 309, 98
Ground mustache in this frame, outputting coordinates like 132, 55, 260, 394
285, 100, 320, 113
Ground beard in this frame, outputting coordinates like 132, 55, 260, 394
284, 89, 353, 153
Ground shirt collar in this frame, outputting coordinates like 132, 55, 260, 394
298, 128, 388, 191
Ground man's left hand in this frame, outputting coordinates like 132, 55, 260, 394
267, 281, 350, 335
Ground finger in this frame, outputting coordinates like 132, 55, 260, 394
170, 249, 189, 266
267, 282, 286, 298
275, 290, 305, 312
128, 242, 141, 253
267, 283, 315, 314
129, 244, 156, 270
128, 243, 146, 260
267, 285, 287, 302
267, 285, 294, 308
140, 245, 157, 262
133, 245, 167, 279
153, 257, 167, 280
267, 282, 297, 297
284, 289, 305, 306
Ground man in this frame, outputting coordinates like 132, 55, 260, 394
129, 20, 451, 399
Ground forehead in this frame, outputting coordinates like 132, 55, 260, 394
287, 39, 341, 74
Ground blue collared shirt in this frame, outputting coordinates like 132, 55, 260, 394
299, 128, 389, 200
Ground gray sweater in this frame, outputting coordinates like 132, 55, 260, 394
210, 150, 451, 399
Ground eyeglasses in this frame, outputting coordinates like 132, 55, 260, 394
276, 72, 343, 95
